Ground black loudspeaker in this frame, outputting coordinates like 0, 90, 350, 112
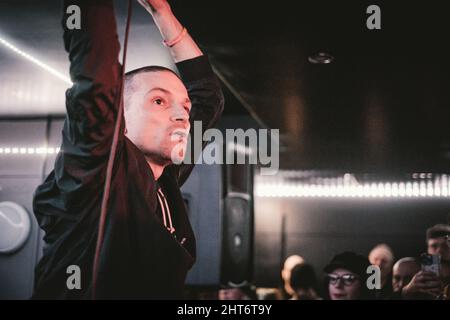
221, 152, 254, 287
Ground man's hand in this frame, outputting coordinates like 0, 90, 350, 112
137, 0, 203, 62
402, 271, 442, 299
137, 0, 170, 15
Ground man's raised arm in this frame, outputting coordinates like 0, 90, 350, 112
62, 0, 122, 165
138, 0, 203, 62
138, 1, 225, 185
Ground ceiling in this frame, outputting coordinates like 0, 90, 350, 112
1, 0, 450, 172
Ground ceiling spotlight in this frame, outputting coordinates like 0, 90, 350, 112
308, 52, 335, 64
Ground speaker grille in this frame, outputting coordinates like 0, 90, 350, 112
221, 196, 253, 286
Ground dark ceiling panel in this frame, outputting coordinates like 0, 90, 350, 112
170, 0, 450, 172
1, 0, 449, 172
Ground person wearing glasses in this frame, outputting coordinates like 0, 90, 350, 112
324, 251, 375, 300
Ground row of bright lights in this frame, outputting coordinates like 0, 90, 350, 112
0, 147, 60, 155
1, 81, 66, 109
255, 182, 450, 198
0, 36, 72, 85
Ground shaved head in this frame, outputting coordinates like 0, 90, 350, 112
124, 66, 181, 110
392, 257, 420, 292
281, 255, 305, 296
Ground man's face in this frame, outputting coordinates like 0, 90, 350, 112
427, 237, 450, 262
369, 249, 394, 279
124, 70, 191, 166
392, 261, 420, 292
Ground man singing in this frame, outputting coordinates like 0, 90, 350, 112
32, 0, 224, 299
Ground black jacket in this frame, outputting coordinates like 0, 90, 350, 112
32, 0, 224, 299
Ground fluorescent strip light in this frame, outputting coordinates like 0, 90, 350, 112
0, 146, 61, 155
0, 36, 72, 85
255, 183, 450, 198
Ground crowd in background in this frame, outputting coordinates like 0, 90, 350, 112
215, 223, 450, 300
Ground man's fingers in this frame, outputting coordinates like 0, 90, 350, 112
418, 273, 439, 282
414, 282, 429, 289
428, 288, 443, 295
427, 281, 441, 288
424, 289, 443, 297
421, 271, 439, 278
417, 289, 440, 298
417, 280, 441, 289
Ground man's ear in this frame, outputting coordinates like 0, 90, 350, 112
124, 127, 128, 135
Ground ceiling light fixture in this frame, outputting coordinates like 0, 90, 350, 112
0, 36, 72, 85
308, 52, 335, 64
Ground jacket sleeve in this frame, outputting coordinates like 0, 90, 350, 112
56, 0, 123, 206
173, 55, 225, 186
